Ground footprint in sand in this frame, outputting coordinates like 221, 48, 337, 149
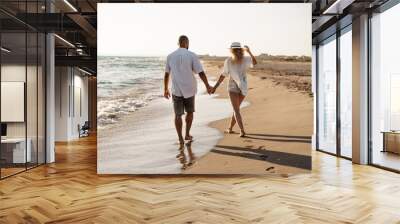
266, 167, 274, 171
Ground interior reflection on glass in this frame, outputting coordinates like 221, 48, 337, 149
340, 28, 352, 158
371, 3, 400, 171
317, 36, 337, 154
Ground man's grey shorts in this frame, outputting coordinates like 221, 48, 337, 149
172, 95, 195, 116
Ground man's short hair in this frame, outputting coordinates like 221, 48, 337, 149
179, 35, 189, 45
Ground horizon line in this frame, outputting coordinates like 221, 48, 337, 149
98, 53, 312, 58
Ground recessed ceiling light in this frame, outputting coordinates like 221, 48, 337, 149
63, 0, 78, 12
323, 0, 354, 15
54, 34, 75, 48
1, 47, 11, 53
78, 67, 92, 76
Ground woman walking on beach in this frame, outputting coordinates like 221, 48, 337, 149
212, 42, 257, 137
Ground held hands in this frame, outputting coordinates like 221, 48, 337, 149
206, 85, 213, 95
207, 85, 217, 94
211, 85, 217, 94
206, 82, 219, 95
206, 83, 218, 95
164, 85, 215, 98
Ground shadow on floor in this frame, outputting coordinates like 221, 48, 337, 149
212, 145, 311, 170
244, 133, 312, 143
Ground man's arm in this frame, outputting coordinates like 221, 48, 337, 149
192, 53, 212, 94
198, 71, 212, 94
212, 75, 225, 93
164, 72, 171, 99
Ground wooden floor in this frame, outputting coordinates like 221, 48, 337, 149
1, 135, 400, 224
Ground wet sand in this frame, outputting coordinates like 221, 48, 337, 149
97, 90, 246, 174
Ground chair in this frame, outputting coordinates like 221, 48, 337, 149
79, 121, 90, 138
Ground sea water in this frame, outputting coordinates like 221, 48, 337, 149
97, 56, 165, 128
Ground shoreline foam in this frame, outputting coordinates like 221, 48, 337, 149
98, 89, 248, 174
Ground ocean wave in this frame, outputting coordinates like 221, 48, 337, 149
97, 56, 166, 128
97, 93, 161, 128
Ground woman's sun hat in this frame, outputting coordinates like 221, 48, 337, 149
230, 42, 242, 49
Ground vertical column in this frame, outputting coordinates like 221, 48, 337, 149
336, 30, 341, 156
312, 45, 317, 150
352, 14, 369, 164
88, 76, 97, 133
46, 0, 55, 163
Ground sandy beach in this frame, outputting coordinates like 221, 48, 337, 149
184, 56, 313, 174
98, 55, 312, 175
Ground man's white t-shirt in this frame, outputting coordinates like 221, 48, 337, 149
165, 48, 203, 98
221, 56, 253, 95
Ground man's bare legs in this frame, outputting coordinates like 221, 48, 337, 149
185, 112, 193, 141
175, 115, 184, 145
175, 112, 194, 144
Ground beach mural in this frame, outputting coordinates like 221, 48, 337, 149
97, 3, 312, 174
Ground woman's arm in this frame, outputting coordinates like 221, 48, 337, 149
244, 46, 257, 66
212, 75, 225, 93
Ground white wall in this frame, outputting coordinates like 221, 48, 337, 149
1, 65, 34, 138
55, 66, 70, 141
71, 73, 89, 138
1, 65, 27, 144
55, 67, 89, 141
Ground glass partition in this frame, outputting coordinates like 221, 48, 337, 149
26, 0, 45, 169
339, 27, 352, 158
27, 31, 38, 169
317, 35, 337, 154
0, 2, 46, 179
1, 31, 28, 177
38, 32, 46, 165
371, 3, 400, 171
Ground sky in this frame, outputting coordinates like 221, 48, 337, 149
98, 3, 311, 57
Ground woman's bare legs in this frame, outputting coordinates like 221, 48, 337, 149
228, 91, 246, 136
226, 114, 236, 133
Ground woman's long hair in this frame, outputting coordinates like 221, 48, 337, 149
230, 48, 244, 64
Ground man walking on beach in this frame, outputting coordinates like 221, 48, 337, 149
163, 35, 212, 145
